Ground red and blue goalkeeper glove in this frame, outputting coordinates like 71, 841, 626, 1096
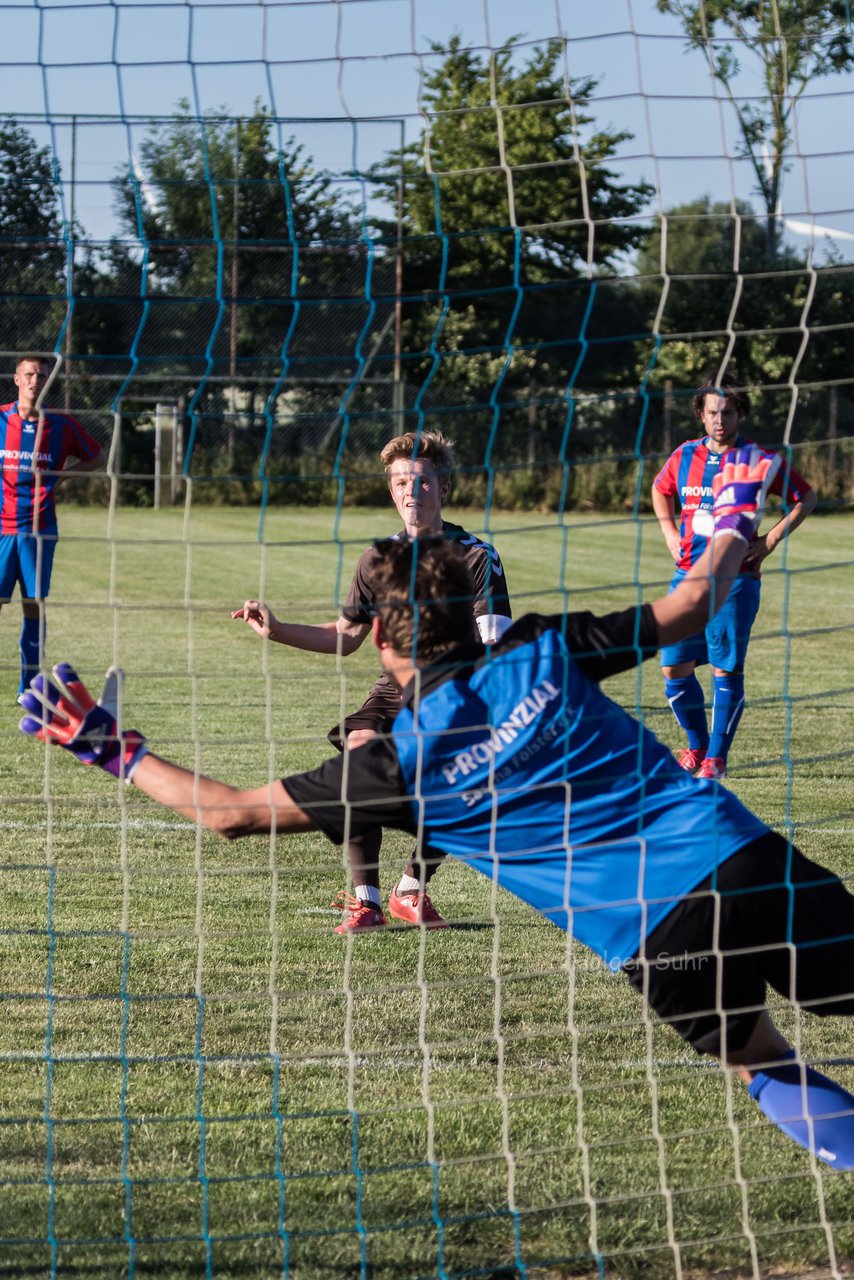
712, 445, 781, 544
19, 663, 148, 781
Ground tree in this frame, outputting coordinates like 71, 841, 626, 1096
0, 121, 67, 352
111, 103, 364, 410
635, 195, 810, 390
370, 36, 653, 461
656, 0, 854, 260
633, 194, 854, 452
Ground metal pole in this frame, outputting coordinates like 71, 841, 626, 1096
65, 115, 77, 413
228, 120, 240, 467
393, 118, 404, 424
176, 395, 185, 494
828, 383, 838, 478
663, 378, 673, 457
171, 402, 179, 504
154, 403, 163, 509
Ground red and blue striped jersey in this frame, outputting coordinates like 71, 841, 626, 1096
653, 435, 812, 571
0, 402, 101, 536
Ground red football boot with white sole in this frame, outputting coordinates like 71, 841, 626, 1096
388, 889, 448, 929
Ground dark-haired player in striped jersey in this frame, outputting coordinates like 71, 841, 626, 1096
232, 430, 512, 932
652, 371, 815, 780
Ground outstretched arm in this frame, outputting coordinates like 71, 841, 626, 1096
131, 755, 314, 839
231, 601, 369, 655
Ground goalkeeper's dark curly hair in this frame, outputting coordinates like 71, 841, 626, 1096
692, 369, 750, 420
371, 537, 478, 663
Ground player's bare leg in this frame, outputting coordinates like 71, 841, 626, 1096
725, 1010, 791, 1077
389, 843, 449, 928
331, 727, 387, 932
333, 726, 449, 931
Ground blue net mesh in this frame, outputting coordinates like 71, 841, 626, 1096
1, 2, 853, 1277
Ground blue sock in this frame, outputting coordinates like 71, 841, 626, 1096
708, 672, 745, 762
749, 1050, 854, 1170
664, 674, 709, 751
19, 614, 43, 696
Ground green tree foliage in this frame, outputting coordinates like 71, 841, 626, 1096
110, 102, 365, 396
371, 36, 653, 451
800, 251, 854, 388
656, 0, 854, 259
0, 121, 67, 351
636, 196, 811, 392
635, 195, 854, 457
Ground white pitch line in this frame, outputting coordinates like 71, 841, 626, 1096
298, 907, 350, 917
1, 818, 195, 831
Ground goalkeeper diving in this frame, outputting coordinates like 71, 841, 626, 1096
19, 447, 854, 1171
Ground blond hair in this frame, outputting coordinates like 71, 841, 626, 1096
379, 431, 456, 485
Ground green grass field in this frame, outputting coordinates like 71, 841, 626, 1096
0, 502, 852, 1280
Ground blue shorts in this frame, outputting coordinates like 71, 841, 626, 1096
660, 570, 760, 672
0, 533, 57, 601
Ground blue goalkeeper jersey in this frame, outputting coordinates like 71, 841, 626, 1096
284, 609, 767, 964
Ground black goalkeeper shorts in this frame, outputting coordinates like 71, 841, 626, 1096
624, 830, 854, 1055
327, 674, 402, 752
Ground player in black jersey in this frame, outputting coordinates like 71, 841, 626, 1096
231, 430, 512, 932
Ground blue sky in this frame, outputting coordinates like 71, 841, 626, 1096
3, 0, 853, 257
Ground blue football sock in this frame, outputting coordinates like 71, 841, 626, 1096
749, 1050, 854, 1170
664, 674, 709, 751
708, 672, 745, 761
18, 614, 43, 696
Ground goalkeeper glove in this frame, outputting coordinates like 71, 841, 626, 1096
19, 663, 148, 781
712, 445, 781, 544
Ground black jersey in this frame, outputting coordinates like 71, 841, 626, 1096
341, 521, 511, 643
